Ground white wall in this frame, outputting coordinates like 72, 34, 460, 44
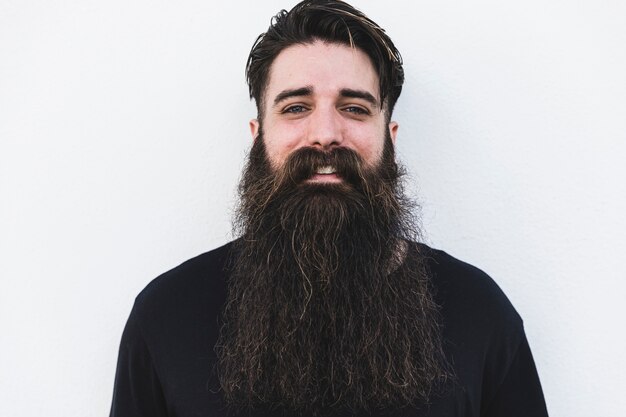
1, 1, 624, 415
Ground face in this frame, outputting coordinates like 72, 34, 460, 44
250, 40, 398, 183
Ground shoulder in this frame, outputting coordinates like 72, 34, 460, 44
131, 241, 235, 330
138, 241, 234, 300
417, 243, 523, 339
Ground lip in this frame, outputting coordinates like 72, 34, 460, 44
305, 165, 342, 183
307, 173, 343, 183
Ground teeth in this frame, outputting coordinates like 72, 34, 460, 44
316, 166, 336, 175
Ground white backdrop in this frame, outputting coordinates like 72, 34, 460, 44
1, 1, 625, 416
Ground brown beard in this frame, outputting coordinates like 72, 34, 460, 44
216, 132, 449, 415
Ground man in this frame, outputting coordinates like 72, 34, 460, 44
110, 1, 548, 416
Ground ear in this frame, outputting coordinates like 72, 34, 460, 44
388, 121, 399, 146
249, 119, 260, 141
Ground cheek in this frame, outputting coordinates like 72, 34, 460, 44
349, 129, 387, 166
262, 130, 301, 168
262, 121, 387, 167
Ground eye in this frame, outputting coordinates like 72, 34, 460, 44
283, 105, 308, 114
343, 106, 369, 115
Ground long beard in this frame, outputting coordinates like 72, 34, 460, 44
216, 134, 449, 415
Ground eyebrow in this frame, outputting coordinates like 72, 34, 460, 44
272, 86, 379, 109
272, 86, 313, 107
339, 88, 379, 108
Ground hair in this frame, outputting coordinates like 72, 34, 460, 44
217, 132, 451, 415
246, 0, 404, 119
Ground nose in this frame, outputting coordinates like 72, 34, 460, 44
306, 106, 343, 150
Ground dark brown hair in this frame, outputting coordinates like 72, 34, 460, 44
217, 134, 450, 414
246, 0, 404, 119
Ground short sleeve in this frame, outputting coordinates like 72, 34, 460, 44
482, 333, 549, 417
109, 304, 169, 417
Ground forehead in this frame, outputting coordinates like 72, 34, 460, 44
265, 41, 380, 104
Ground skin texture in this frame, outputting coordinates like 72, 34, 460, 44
249, 40, 399, 178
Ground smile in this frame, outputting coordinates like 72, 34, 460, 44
316, 165, 336, 175
308, 165, 342, 183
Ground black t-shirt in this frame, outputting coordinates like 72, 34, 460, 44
109, 241, 548, 417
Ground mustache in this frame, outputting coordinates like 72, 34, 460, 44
277, 146, 367, 187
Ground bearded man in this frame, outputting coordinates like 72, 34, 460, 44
109, 1, 548, 416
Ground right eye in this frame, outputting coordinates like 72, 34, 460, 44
283, 105, 308, 114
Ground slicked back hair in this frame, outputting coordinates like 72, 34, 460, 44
246, 0, 404, 120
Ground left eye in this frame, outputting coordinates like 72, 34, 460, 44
344, 106, 368, 115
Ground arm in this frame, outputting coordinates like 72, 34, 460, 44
482, 333, 549, 417
109, 305, 168, 417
